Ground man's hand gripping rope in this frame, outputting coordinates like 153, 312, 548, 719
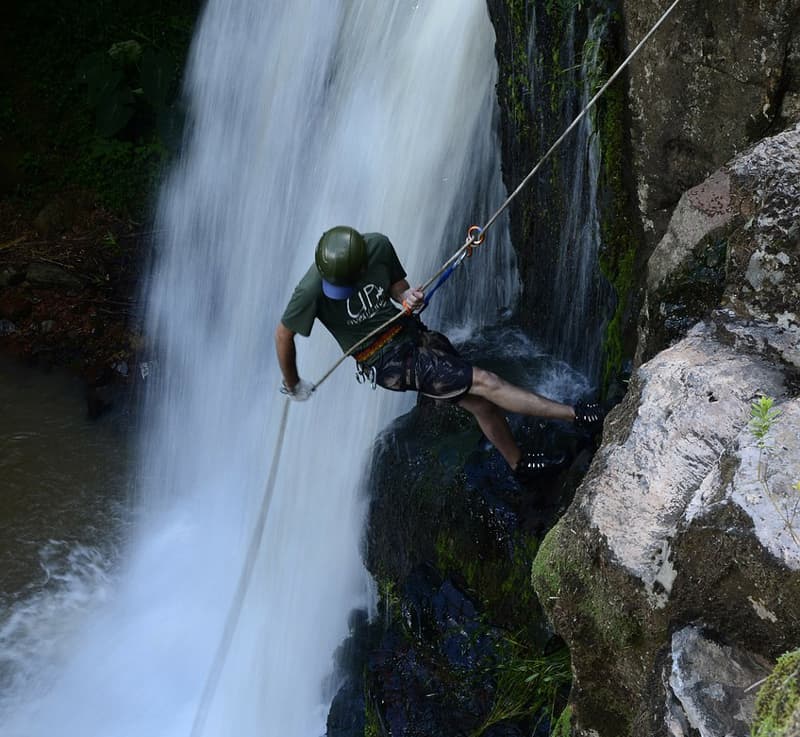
280, 378, 314, 402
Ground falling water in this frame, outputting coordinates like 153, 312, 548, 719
1, 3, 515, 736
524, 5, 612, 383
547, 11, 612, 382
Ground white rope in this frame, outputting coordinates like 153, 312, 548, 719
189, 398, 291, 737
312, 0, 682, 392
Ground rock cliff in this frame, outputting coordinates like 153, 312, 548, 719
535, 121, 800, 736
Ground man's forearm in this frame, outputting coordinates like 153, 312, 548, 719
389, 279, 411, 303
275, 324, 300, 388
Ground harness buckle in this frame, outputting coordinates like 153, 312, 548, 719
356, 364, 378, 390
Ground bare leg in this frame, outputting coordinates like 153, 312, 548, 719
458, 394, 521, 467
468, 368, 575, 422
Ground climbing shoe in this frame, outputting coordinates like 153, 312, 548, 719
574, 401, 604, 434
513, 451, 567, 482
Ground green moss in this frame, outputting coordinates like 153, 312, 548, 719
364, 692, 382, 737
436, 530, 540, 628
532, 524, 650, 734
532, 523, 642, 651
503, 0, 533, 144
600, 244, 635, 392
753, 649, 800, 737
596, 65, 638, 396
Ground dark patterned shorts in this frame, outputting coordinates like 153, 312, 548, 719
367, 328, 473, 402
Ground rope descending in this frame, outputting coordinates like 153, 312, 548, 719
189, 399, 291, 737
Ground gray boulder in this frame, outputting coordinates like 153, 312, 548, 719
533, 324, 800, 736
532, 120, 800, 737
25, 262, 83, 290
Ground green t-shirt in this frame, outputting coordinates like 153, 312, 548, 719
281, 233, 407, 352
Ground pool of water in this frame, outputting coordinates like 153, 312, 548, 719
0, 358, 130, 611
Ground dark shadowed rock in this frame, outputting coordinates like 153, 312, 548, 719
25, 262, 84, 290
0, 291, 32, 321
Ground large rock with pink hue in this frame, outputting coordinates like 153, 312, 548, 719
638, 121, 800, 365
622, 0, 800, 248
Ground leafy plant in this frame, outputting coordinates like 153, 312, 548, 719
473, 640, 571, 737
753, 649, 800, 737
749, 395, 782, 448
748, 395, 800, 546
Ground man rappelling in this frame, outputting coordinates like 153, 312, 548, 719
275, 226, 603, 482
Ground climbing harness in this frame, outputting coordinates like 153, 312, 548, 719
189, 1, 683, 733
353, 323, 405, 363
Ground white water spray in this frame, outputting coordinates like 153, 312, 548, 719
1, 3, 515, 736
550, 11, 610, 382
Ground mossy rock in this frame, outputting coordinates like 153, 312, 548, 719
753, 649, 800, 737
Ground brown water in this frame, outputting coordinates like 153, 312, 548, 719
0, 359, 131, 605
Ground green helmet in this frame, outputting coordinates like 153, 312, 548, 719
315, 226, 368, 286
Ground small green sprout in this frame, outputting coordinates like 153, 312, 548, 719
749, 395, 782, 450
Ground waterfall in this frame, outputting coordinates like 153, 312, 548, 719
546, 10, 612, 382
0, 3, 515, 736
519, 4, 612, 383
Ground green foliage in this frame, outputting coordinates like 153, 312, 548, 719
749, 395, 782, 450
753, 649, 800, 737
67, 137, 166, 214
473, 641, 571, 737
748, 395, 800, 546
550, 705, 573, 737
2, 0, 197, 217
76, 41, 179, 140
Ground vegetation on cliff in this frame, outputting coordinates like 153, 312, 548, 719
0, 1, 199, 401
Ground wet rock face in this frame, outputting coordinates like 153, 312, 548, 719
622, 0, 800, 248
355, 399, 589, 736
639, 122, 800, 364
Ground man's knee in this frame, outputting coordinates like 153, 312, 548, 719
471, 367, 502, 393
